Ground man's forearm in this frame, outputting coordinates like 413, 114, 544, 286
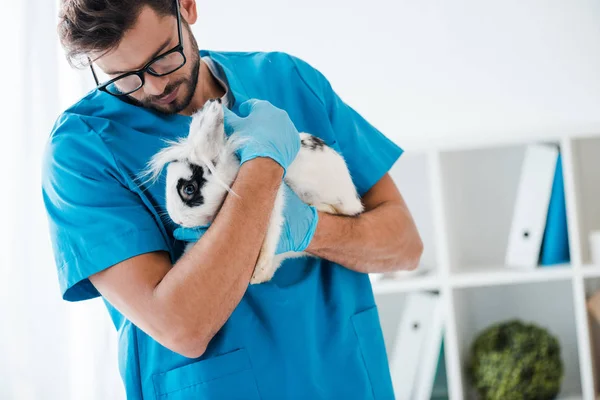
306, 201, 423, 274
153, 158, 283, 357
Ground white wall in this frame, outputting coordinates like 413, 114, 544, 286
194, 0, 600, 151
0, 1, 125, 399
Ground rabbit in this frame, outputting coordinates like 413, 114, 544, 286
140, 98, 364, 284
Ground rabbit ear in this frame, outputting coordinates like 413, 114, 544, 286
135, 139, 190, 187
187, 102, 227, 161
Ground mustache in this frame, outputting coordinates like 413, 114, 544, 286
146, 81, 184, 103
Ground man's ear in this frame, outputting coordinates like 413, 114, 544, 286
179, 0, 198, 25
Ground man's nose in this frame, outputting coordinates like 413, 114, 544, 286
143, 73, 168, 96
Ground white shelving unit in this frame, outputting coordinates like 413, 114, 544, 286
371, 132, 600, 400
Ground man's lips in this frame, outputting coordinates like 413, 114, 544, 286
155, 86, 179, 105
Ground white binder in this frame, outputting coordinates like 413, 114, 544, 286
505, 144, 559, 269
390, 292, 442, 400
412, 297, 445, 400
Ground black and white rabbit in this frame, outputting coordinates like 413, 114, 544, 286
141, 99, 363, 283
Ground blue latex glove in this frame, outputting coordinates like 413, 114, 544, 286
173, 224, 209, 243
173, 184, 319, 253
224, 99, 301, 175
275, 183, 319, 254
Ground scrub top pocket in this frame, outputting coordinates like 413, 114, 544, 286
152, 348, 261, 400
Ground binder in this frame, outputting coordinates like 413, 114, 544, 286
412, 295, 445, 400
505, 144, 559, 269
390, 292, 442, 399
430, 339, 449, 400
539, 154, 570, 266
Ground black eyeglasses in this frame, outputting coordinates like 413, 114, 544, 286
89, 0, 186, 96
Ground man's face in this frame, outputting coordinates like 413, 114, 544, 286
94, 6, 200, 114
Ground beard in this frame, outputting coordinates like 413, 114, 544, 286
127, 23, 200, 115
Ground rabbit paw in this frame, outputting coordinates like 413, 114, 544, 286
251, 251, 276, 284
315, 203, 338, 214
333, 195, 364, 216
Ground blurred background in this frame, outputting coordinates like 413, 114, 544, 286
2, 0, 600, 399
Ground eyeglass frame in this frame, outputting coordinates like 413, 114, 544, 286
89, 0, 186, 97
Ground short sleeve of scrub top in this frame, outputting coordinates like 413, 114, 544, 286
286, 54, 404, 196
41, 114, 169, 302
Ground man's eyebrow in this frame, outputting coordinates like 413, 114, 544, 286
104, 37, 173, 75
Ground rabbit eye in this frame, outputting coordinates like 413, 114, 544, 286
176, 163, 206, 206
184, 184, 196, 195
180, 182, 198, 199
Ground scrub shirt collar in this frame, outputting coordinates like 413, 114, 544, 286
199, 50, 250, 113
162, 50, 249, 128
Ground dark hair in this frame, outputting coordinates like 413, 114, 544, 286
58, 0, 176, 68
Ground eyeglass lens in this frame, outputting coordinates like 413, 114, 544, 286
105, 51, 185, 95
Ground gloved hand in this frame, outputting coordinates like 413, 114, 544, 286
223, 99, 301, 176
275, 183, 319, 254
173, 224, 209, 242
173, 184, 319, 254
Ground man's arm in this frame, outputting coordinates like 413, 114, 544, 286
305, 173, 423, 273
90, 158, 283, 358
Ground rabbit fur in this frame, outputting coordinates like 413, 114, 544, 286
141, 99, 363, 284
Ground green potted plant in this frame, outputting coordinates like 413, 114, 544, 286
468, 320, 564, 400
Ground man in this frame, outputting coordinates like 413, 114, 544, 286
43, 0, 423, 398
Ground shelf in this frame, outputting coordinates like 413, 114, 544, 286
453, 280, 583, 399
582, 265, 600, 278
569, 137, 600, 265
372, 273, 440, 295
370, 133, 600, 399
438, 142, 564, 273
450, 264, 573, 288
372, 266, 575, 295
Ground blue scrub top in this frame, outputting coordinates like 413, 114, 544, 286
42, 51, 404, 400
